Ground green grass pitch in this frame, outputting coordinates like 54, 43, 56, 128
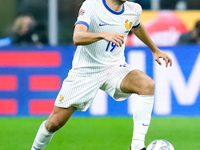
0, 117, 200, 150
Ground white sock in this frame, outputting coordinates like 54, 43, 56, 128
31, 121, 54, 150
131, 95, 154, 150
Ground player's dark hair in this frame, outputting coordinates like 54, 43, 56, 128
195, 20, 200, 30
76, 0, 85, 6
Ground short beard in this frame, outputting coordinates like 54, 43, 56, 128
113, 0, 126, 5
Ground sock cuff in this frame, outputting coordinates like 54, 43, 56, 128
138, 95, 154, 104
41, 121, 54, 135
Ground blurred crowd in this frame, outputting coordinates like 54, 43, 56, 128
11, 14, 48, 46
0, 14, 48, 47
177, 20, 200, 45
0, 0, 200, 47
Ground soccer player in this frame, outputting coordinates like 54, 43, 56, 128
31, 0, 172, 150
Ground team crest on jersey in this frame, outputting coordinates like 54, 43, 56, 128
125, 19, 133, 29
79, 9, 85, 16
59, 94, 64, 101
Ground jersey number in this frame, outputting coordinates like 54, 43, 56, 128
105, 41, 116, 52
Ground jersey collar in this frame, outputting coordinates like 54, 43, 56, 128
102, 0, 125, 15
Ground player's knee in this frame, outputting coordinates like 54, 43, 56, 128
146, 79, 155, 94
45, 118, 63, 132
148, 79, 155, 92
140, 79, 155, 95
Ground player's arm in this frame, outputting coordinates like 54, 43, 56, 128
131, 23, 172, 67
73, 24, 124, 47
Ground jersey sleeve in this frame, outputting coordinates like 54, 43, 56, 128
132, 3, 142, 28
74, 0, 95, 29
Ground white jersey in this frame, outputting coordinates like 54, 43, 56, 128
70, 0, 142, 75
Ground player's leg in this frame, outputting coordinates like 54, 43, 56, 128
120, 69, 154, 150
31, 106, 76, 150
31, 73, 99, 150
46, 105, 77, 132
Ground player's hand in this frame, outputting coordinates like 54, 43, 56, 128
102, 32, 124, 47
153, 49, 172, 67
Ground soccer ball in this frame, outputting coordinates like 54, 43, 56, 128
147, 139, 174, 150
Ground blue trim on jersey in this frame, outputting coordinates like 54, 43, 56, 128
132, 23, 140, 28
75, 21, 89, 29
102, 0, 124, 15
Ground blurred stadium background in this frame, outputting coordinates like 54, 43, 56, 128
0, 0, 200, 149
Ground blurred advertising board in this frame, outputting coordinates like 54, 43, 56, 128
126, 11, 200, 46
0, 45, 200, 117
